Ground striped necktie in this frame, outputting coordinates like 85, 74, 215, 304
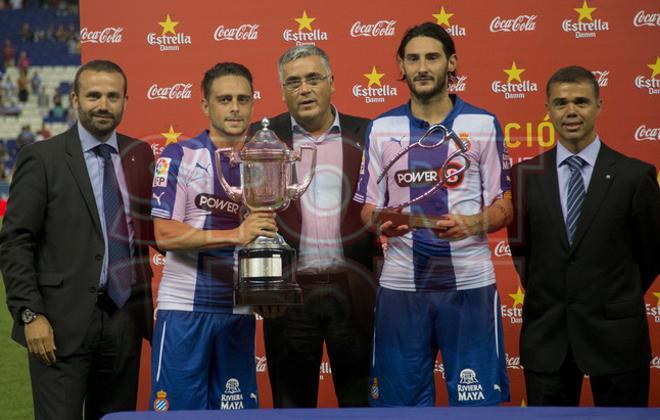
95, 143, 133, 308
564, 155, 586, 244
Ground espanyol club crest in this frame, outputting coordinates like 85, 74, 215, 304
370, 377, 379, 400
153, 390, 170, 411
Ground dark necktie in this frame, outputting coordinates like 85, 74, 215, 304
95, 144, 132, 308
564, 155, 586, 244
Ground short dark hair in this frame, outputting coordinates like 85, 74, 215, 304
397, 22, 457, 78
546, 65, 599, 99
201, 62, 253, 99
278, 45, 331, 83
73, 59, 127, 95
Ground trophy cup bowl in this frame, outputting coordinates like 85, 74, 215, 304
371, 124, 471, 231
216, 118, 316, 306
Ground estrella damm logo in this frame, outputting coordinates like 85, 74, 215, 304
646, 291, 660, 324
501, 286, 524, 325
491, 61, 539, 100
283, 10, 328, 45
146, 14, 192, 51
352, 66, 398, 104
431, 5, 466, 37
634, 57, 660, 95
562, 0, 610, 39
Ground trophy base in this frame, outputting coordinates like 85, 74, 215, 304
235, 235, 303, 306
372, 209, 448, 231
235, 284, 302, 306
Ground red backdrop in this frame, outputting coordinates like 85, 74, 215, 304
79, 0, 660, 409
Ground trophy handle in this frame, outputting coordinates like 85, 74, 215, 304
286, 144, 316, 200
376, 126, 471, 212
215, 147, 243, 203
376, 123, 452, 184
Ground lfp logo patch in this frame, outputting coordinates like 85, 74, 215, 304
153, 390, 170, 411
153, 157, 171, 187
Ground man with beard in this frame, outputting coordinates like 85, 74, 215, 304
150, 62, 276, 410
0, 60, 155, 419
249, 45, 376, 408
355, 22, 512, 406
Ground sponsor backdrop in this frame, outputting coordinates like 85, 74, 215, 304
79, 0, 659, 410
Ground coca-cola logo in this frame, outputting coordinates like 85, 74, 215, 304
506, 353, 522, 369
651, 356, 660, 369
434, 362, 445, 378
80, 27, 123, 44
350, 20, 396, 37
449, 75, 468, 92
213, 24, 259, 41
633, 10, 660, 27
255, 356, 267, 372
319, 362, 332, 374
489, 15, 537, 33
147, 83, 193, 100
591, 70, 609, 87
494, 240, 511, 257
634, 125, 660, 141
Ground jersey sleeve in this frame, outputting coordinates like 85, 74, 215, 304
353, 121, 387, 207
151, 143, 186, 221
479, 116, 511, 206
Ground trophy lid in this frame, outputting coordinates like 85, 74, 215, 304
240, 117, 289, 160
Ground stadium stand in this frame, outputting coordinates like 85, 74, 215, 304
0, 0, 80, 187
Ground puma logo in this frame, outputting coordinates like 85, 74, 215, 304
195, 161, 211, 175
152, 192, 165, 206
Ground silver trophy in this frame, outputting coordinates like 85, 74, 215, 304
372, 124, 471, 230
216, 118, 316, 305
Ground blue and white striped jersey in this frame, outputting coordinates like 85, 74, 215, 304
151, 131, 242, 312
354, 96, 510, 292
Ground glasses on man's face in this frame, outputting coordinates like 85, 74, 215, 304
282, 74, 330, 92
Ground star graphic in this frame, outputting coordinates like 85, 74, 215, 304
647, 56, 660, 78
504, 61, 525, 83
295, 10, 316, 32
653, 292, 660, 307
158, 14, 179, 36
521, 399, 527, 407
161, 125, 182, 145
509, 286, 525, 307
363, 66, 385, 87
574, 0, 596, 22
432, 6, 454, 27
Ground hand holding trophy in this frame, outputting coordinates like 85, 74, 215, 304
216, 118, 316, 306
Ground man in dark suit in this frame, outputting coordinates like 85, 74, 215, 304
0, 60, 155, 420
508, 65, 660, 407
248, 45, 376, 407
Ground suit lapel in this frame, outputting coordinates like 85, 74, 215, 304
569, 143, 617, 252
537, 148, 570, 250
64, 126, 103, 234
